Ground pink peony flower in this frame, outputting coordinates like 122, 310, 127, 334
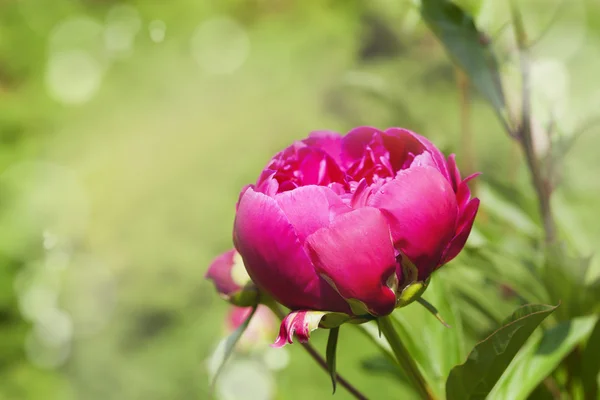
226, 305, 278, 351
206, 249, 259, 307
227, 126, 478, 346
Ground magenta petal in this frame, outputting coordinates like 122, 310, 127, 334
234, 188, 348, 312
341, 126, 385, 167
275, 186, 351, 244
385, 128, 450, 181
305, 207, 397, 317
205, 249, 240, 297
447, 154, 462, 191
273, 312, 301, 348
456, 172, 481, 211
303, 130, 344, 165
380, 128, 427, 171
368, 166, 458, 279
272, 310, 328, 348
441, 198, 480, 265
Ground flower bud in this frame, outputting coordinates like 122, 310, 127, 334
206, 249, 259, 307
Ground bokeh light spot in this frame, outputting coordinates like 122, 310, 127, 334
45, 50, 103, 105
190, 17, 250, 74
149, 20, 166, 43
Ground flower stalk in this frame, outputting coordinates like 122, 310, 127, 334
378, 315, 436, 400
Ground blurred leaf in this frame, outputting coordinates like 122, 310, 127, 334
490, 315, 597, 399
446, 303, 558, 400
420, 0, 507, 121
582, 317, 600, 399
326, 327, 339, 394
463, 249, 549, 306
393, 273, 465, 398
354, 321, 401, 374
478, 183, 541, 238
542, 245, 600, 319
443, 265, 515, 325
210, 305, 257, 390
361, 355, 406, 381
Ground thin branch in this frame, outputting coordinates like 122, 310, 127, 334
509, 0, 557, 244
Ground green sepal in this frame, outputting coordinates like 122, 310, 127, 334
228, 282, 260, 307
417, 297, 450, 327
397, 280, 429, 308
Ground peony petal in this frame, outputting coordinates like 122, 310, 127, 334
303, 130, 344, 165
234, 188, 349, 312
447, 154, 462, 191
305, 207, 398, 317
380, 128, 428, 171
368, 166, 458, 280
205, 249, 240, 298
441, 198, 480, 265
350, 178, 372, 208
456, 172, 481, 212
385, 128, 450, 181
295, 147, 346, 187
273, 311, 325, 347
275, 185, 351, 244
340, 126, 385, 168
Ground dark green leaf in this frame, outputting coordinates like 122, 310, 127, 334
446, 304, 558, 400
326, 327, 340, 394
491, 316, 597, 399
210, 305, 257, 389
420, 0, 507, 121
582, 317, 600, 399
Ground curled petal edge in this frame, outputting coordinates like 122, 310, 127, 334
272, 311, 350, 348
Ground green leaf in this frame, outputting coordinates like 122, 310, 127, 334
326, 327, 340, 394
490, 315, 597, 399
210, 305, 257, 389
420, 0, 507, 122
446, 303, 558, 400
582, 317, 600, 399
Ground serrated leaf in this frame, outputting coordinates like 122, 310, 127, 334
420, 0, 506, 119
210, 305, 257, 390
446, 303, 558, 400
490, 315, 597, 399
326, 327, 340, 394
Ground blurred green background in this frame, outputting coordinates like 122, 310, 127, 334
1, 0, 599, 399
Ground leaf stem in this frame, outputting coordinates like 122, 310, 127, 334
379, 315, 436, 399
267, 303, 368, 400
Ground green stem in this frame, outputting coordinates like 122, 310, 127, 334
379, 315, 436, 400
